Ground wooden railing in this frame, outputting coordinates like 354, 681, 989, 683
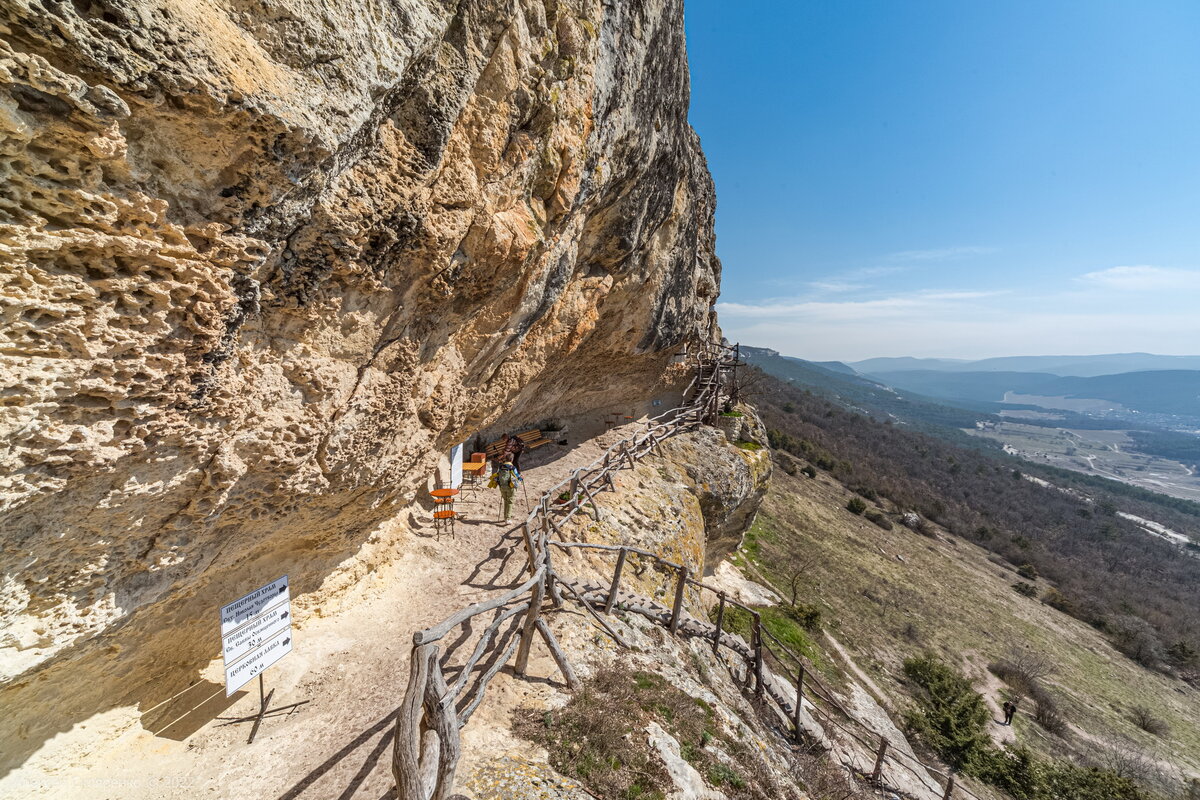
392, 341, 742, 800
546, 542, 985, 800
391, 338, 985, 800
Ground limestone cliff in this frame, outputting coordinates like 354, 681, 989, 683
0, 0, 718, 762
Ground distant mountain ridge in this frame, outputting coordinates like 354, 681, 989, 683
866, 368, 1200, 418
850, 352, 1200, 377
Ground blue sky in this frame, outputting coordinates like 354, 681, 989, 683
684, 0, 1200, 361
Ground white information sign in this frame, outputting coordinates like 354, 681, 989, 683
220, 575, 289, 637
221, 576, 292, 696
224, 627, 292, 696
222, 598, 291, 664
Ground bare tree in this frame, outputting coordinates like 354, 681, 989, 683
785, 557, 819, 606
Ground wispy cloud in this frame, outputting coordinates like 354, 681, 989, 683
717, 289, 1005, 321
887, 246, 997, 262
1078, 265, 1200, 291
808, 280, 867, 293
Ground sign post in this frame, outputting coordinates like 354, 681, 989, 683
217, 576, 308, 742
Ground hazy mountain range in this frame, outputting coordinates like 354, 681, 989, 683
848, 352, 1200, 377
742, 345, 1200, 430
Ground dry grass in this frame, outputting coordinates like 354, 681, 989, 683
742, 467, 1200, 779
514, 664, 800, 800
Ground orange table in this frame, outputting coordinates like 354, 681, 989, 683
461, 461, 487, 490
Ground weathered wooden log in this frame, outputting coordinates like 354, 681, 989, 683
535, 617, 581, 689
394, 643, 434, 800
426, 654, 460, 800
712, 592, 725, 654
444, 603, 529, 702
543, 540, 565, 609
793, 665, 805, 741
578, 481, 601, 521
669, 565, 689, 635
458, 629, 522, 725
414, 567, 544, 645
418, 729, 440, 800
752, 612, 764, 697
604, 548, 628, 614
520, 523, 537, 575
514, 576, 545, 675
872, 738, 889, 782
557, 578, 630, 648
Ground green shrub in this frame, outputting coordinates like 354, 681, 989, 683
801, 465, 817, 479
846, 497, 867, 515
783, 602, 822, 631
1041, 587, 1073, 614
1017, 563, 1039, 581
737, 441, 763, 451
866, 510, 893, 530
901, 655, 991, 769
1012, 582, 1038, 597
902, 655, 1145, 800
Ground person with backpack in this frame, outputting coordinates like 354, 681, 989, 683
502, 434, 526, 472
489, 460, 522, 521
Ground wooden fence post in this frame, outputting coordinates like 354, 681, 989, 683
514, 574, 546, 675
393, 644, 434, 800
792, 665, 805, 742
752, 613, 764, 697
669, 565, 688, 635
872, 738, 889, 783
520, 523, 536, 575
604, 548, 627, 614
535, 618, 581, 689
712, 592, 725, 654
424, 655, 460, 800
942, 774, 955, 800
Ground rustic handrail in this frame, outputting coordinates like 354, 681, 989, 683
545, 540, 986, 800
393, 340, 742, 800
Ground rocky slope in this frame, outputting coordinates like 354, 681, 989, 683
0, 0, 719, 769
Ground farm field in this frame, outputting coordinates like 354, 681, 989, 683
965, 422, 1200, 502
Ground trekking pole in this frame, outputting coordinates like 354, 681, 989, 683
521, 479, 530, 511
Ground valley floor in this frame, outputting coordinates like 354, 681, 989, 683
966, 422, 1200, 503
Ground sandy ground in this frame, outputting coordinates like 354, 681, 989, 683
1, 423, 646, 800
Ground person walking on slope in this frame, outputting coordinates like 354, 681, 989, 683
502, 433, 526, 472
490, 460, 522, 521
1002, 698, 1019, 726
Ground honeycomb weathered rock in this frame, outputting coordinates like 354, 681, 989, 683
0, 0, 719, 766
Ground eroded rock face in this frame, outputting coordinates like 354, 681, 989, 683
662, 408, 772, 569
0, 0, 718, 751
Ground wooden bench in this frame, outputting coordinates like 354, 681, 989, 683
485, 429, 554, 461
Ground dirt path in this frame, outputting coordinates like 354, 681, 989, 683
1, 424, 644, 800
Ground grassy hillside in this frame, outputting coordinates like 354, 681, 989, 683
745, 369, 1200, 684
740, 466, 1200, 790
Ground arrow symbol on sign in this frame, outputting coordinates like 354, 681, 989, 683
282, 638, 291, 646
280, 611, 289, 620
278, 584, 287, 594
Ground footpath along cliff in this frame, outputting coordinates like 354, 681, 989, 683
0, 0, 721, 773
